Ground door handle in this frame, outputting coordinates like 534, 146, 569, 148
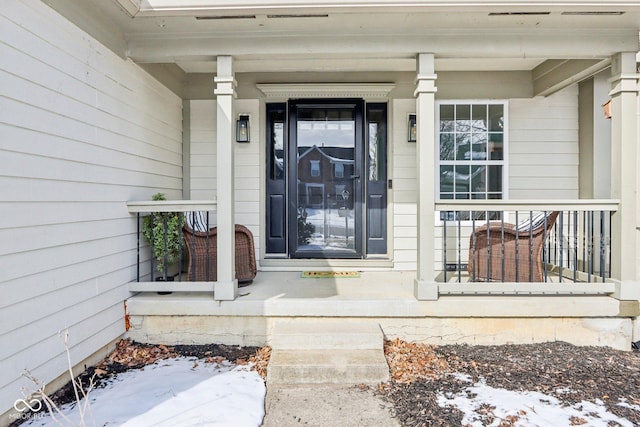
350, 175, 360, 179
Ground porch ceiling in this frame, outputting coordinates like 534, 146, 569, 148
45, 0, 639, 75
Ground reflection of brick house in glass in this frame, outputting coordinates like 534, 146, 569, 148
297, 146, 355, 210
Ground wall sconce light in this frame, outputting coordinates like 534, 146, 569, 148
236, 114, 250, 143
602, 100, 611, 119
408, 114, 417, 142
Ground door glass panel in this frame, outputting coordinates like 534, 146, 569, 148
367, 108, 386, 183
366, 104, 387, 254
266, 104, 287, 254
296, 107, 356, 253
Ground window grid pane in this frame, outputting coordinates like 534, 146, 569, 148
438, 102, 505, 220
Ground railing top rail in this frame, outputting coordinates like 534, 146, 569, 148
435, 199, 619, 212
127, 199, 217, 213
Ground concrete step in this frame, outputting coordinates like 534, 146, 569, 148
271, 320, 384, 350
267, 349, 390, 385
267, 320, 389, 385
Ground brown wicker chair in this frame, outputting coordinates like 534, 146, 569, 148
468, 211, 559, 282
182, 224, 257, 284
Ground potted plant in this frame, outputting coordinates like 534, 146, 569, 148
141, 192, 184, 281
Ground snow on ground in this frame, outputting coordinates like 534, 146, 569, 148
22, 359, 636, 427
24, 357, 265, 427
438, 373, 634, 427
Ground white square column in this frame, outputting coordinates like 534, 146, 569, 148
609, 52, 640, 300
214, 56, 238, 300
414, 54, 439, 300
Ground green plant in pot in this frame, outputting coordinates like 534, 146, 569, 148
141, 192, 184, 281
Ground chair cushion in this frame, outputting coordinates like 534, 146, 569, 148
185, 211, 211, 232
516, 211, 550, 232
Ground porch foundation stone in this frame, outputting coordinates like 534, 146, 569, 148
633, 317, 640, 344
380, 317, 632, 350
126, 315, 633, 351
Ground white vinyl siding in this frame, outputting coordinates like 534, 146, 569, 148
189, 100, 217, 200
188, 99, 261, 260
509, 86, 579, 199
0, 0, 182, 415
391, 99, 418, 270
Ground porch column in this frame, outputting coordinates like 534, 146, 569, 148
214, 56, 238, 300
609, 52, 640, 300
414, 53, 438, 300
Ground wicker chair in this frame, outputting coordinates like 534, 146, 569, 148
468, 211, 559, 282
182, 224, 257, 284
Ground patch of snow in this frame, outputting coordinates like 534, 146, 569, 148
438, 380, 634, 427
618, 398, 640, 412
452, 372, 473, 383
24, 357, 265, 427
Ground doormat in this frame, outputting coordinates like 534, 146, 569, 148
301, 271, 360, 278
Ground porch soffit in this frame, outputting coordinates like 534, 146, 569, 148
47, 1, 640, 71
256, 83, 396, 99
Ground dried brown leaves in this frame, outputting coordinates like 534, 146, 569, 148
100, 339, 177, 369
237, 346, 272, 379
98, 339, 271, 378
384, 338, 452, 384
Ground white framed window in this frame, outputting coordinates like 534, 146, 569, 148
437, 100, 508, 220
334, 162, 344, 178
310, 160, 320, 177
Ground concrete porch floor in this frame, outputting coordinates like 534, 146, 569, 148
125, 271, 638, 350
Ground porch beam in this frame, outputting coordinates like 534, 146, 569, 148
609, 52, 640, 300
414, 53, 438, 300
214, 55, 238, 300
127, 30, 637, 64
533, 58, 611, 97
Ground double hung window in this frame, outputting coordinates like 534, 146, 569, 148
437, 101, 507, 220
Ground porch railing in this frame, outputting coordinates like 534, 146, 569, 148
126, 200, 217, 289
434, 199, 619, 295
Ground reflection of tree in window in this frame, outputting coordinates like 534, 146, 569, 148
272, 122, 284, 179
367, 106, 387, 183
438, 102, 506, 220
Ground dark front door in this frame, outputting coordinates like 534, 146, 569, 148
289, 100, 364, 258
265, 99, 387, 259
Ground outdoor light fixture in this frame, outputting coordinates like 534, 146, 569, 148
602, 100, 612, 119
236, 115, 250, 143
408, 114, 417, 142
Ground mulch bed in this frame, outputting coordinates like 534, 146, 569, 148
378, 340, 640, 427
12, 338, 640, 427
